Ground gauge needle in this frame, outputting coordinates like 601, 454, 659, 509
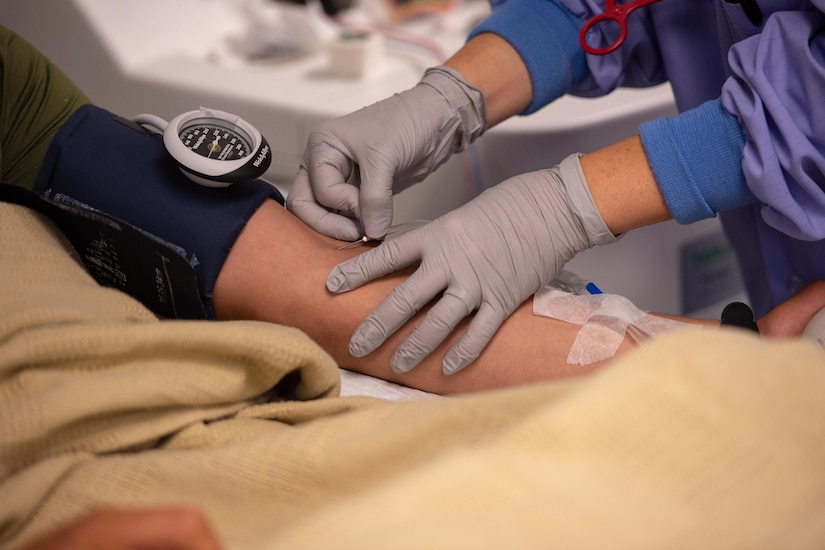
208, 137, 221, 158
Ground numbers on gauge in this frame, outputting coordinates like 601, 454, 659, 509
179, 121, 253, 161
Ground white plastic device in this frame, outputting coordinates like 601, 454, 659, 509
327, 31, 386, 79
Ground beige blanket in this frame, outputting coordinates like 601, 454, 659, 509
2, 202, 825, 549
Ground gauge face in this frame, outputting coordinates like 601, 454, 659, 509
161, 108, 272, 187
178, 118, 253, 161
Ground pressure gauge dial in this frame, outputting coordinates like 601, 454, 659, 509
135, 108, 272, 188
178, 120, 253, 160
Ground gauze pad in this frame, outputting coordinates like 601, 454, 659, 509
533, 286, 695, 365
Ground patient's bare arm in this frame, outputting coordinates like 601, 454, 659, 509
757, 280, 825, 337
214, 201, 681, 394
214, 200, 824, 395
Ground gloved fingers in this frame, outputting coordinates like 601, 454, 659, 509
347, 272, 447, 358
303, 142, 362, 212
441, 301, 505, 375
287, 167, 363, 241
326, 232, 423, 293
389, 287, 477, 373
306, 141, 396, 239
356, 163, 398, 240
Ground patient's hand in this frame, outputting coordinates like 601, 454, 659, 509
22, 508, 222, 550
757, 281, 825, 338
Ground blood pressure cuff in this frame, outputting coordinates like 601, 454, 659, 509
32, 104, 284, 319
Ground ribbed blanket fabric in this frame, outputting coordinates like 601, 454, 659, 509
2, 203, 825, 549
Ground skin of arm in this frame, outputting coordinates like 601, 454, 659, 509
580, 135, 673, 235
213, 199, 716, 395
444, 33, 533, 127
215, 198, 825, 396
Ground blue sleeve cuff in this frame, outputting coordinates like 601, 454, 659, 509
640, 98, 756, 224
468, 0, 586, 114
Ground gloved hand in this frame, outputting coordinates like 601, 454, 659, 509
287, 66, 486, 241
326, 153, 619, 375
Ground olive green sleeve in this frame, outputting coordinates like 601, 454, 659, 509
0, 25, 90, 190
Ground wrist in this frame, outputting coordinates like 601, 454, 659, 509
554, 154, 618, 247
466, 0, 585, 115
580, 136, 671, 235
444, 33, 531, 126
420, 66, 487, 150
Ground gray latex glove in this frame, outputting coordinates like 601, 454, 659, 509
326, 154, 619, 375
287, 66, 486, 241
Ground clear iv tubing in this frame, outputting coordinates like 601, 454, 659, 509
552, 269, 602, 295
626, 324, 651, 344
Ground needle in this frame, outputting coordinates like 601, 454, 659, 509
208, 137, 221, 158
334, 220, 428, 251
337, 236, 369, 250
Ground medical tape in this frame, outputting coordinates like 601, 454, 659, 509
533, 286, 695, 365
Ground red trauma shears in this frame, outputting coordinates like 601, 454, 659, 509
579, 0, 664, 56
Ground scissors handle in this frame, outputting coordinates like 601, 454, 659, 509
579, 0, 662, 56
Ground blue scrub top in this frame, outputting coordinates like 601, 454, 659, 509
470, 0, 825, 316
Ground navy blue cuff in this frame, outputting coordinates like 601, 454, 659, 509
640, 99, 756, 224
36, 104, 283, 318
468, 0, 586, 114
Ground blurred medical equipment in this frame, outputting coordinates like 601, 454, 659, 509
6, 0, 746, 316
579, 0, 664, 55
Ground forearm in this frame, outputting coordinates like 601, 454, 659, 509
213, 200, 708, 394
444, 33, 532, 127
463, 0, 587, 115
579, 135, 672, 235
214, 192, 825, 394
756, 280, 825, 338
